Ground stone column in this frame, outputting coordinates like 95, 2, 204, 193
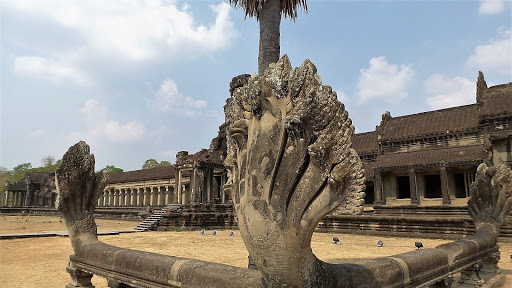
206, 169, 212, 203
124, 189, 130, 207
150, 187, 156, 206
221, 173, 226, 203
440, 167, 451, 205
166, 185, 174, 204
409, 169, 418, 205
4, 190, 10, 206
113, 189, 118, 207
118, 189, 123, 207
138, 188, 144, 207
159, 187, 165, 206
105, 190, 109, 207
177, 170, 182, 205
13, 192, 18, 207
182, 185, 187, 205
145, 187, 151, 206
131, 188, 136, 207
98, 191, 104, 207
374, 172, 384, 205
109, 189, 115, 207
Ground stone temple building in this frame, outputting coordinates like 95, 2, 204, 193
97, 132, 228, 208
3, 172, 57, 208
3, 72, 511, 211
355, 72, 511, 207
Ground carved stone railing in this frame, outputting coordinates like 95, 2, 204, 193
57, 56, 511, 288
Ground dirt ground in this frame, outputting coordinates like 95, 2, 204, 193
1, 215, 511, 288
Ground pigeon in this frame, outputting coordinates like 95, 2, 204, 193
229, 231, 235, 236
333, 237, 340, 245
212, 230, 217, 236
415, 242, 423, 249
200, 229, 205, 235
377, 240, 384, 247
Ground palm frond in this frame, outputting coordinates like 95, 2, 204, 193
229, 0, 307, 20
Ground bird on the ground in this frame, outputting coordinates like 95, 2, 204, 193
229, 231, 235, 236
212, 230, 217, 236
333, 237, 340, 245
415, 242, 423, 249
377, 240, 383, 247
200, 229, 205, 235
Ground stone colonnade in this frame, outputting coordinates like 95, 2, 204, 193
3, 190, 56, 208
97, 185, 176, 208
373, 166, 476, 205
3, 190, 25, 207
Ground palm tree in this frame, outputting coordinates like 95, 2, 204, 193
229, 0, 307, 75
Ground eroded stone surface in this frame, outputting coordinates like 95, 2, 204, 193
224, 55, 365, 287
56, 141, 107, 253
468, 163, 512, 234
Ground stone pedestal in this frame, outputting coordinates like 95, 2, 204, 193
66, 264, 94, 288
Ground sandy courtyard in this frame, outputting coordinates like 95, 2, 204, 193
1, 215, 511, 287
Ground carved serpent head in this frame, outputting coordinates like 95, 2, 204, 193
224, 55, 365, 251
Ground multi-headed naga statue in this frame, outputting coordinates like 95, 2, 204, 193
57, 56, 511, 288
223, 55, 366, 286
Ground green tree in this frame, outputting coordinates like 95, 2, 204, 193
41, 155, 56, 167
101, 165, 124, 174
12, 163, 32, 174
158, 160, 171, 167
142, 159, 159, 169
229, 0, 307, 75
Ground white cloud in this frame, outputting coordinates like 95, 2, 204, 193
4, 1, 237, 61
159, 150, 177, 163
14, 56, 92, 86
28, 129, 45, 137
356, 56, 414, 104
149, 79, 207, 116
425, 74, 476, 110
466, 29, 512, 75
335, 90, 350, 104
479, 0, 506, 14
74, 99, 145, 143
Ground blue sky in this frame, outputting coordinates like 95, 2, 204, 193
1, 0, 511, 171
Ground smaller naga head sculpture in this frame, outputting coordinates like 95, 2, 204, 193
224, 55, 365, 287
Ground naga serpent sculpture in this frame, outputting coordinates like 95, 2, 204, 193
223, 54, 365, 287
56, 55, 512, 288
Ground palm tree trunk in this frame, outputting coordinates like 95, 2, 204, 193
258, 0, 281, 75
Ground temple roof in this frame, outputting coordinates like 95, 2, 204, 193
362, 162, 375, 180
108, 166, 178, 184
26, 172, 49, 184
352, 132, 378, 155
375, 145, 487, 171
9, 179, 27, 191
478, 82, 512, 121
379, 104, 479, 142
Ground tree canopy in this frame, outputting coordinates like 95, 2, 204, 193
229, 0, 307, 20
41, 155, 56, 167
12, 163, 32, 174
101, 165, 124, 175
142, 159, 172, 169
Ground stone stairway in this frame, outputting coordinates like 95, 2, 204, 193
134, 208, 167, 232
